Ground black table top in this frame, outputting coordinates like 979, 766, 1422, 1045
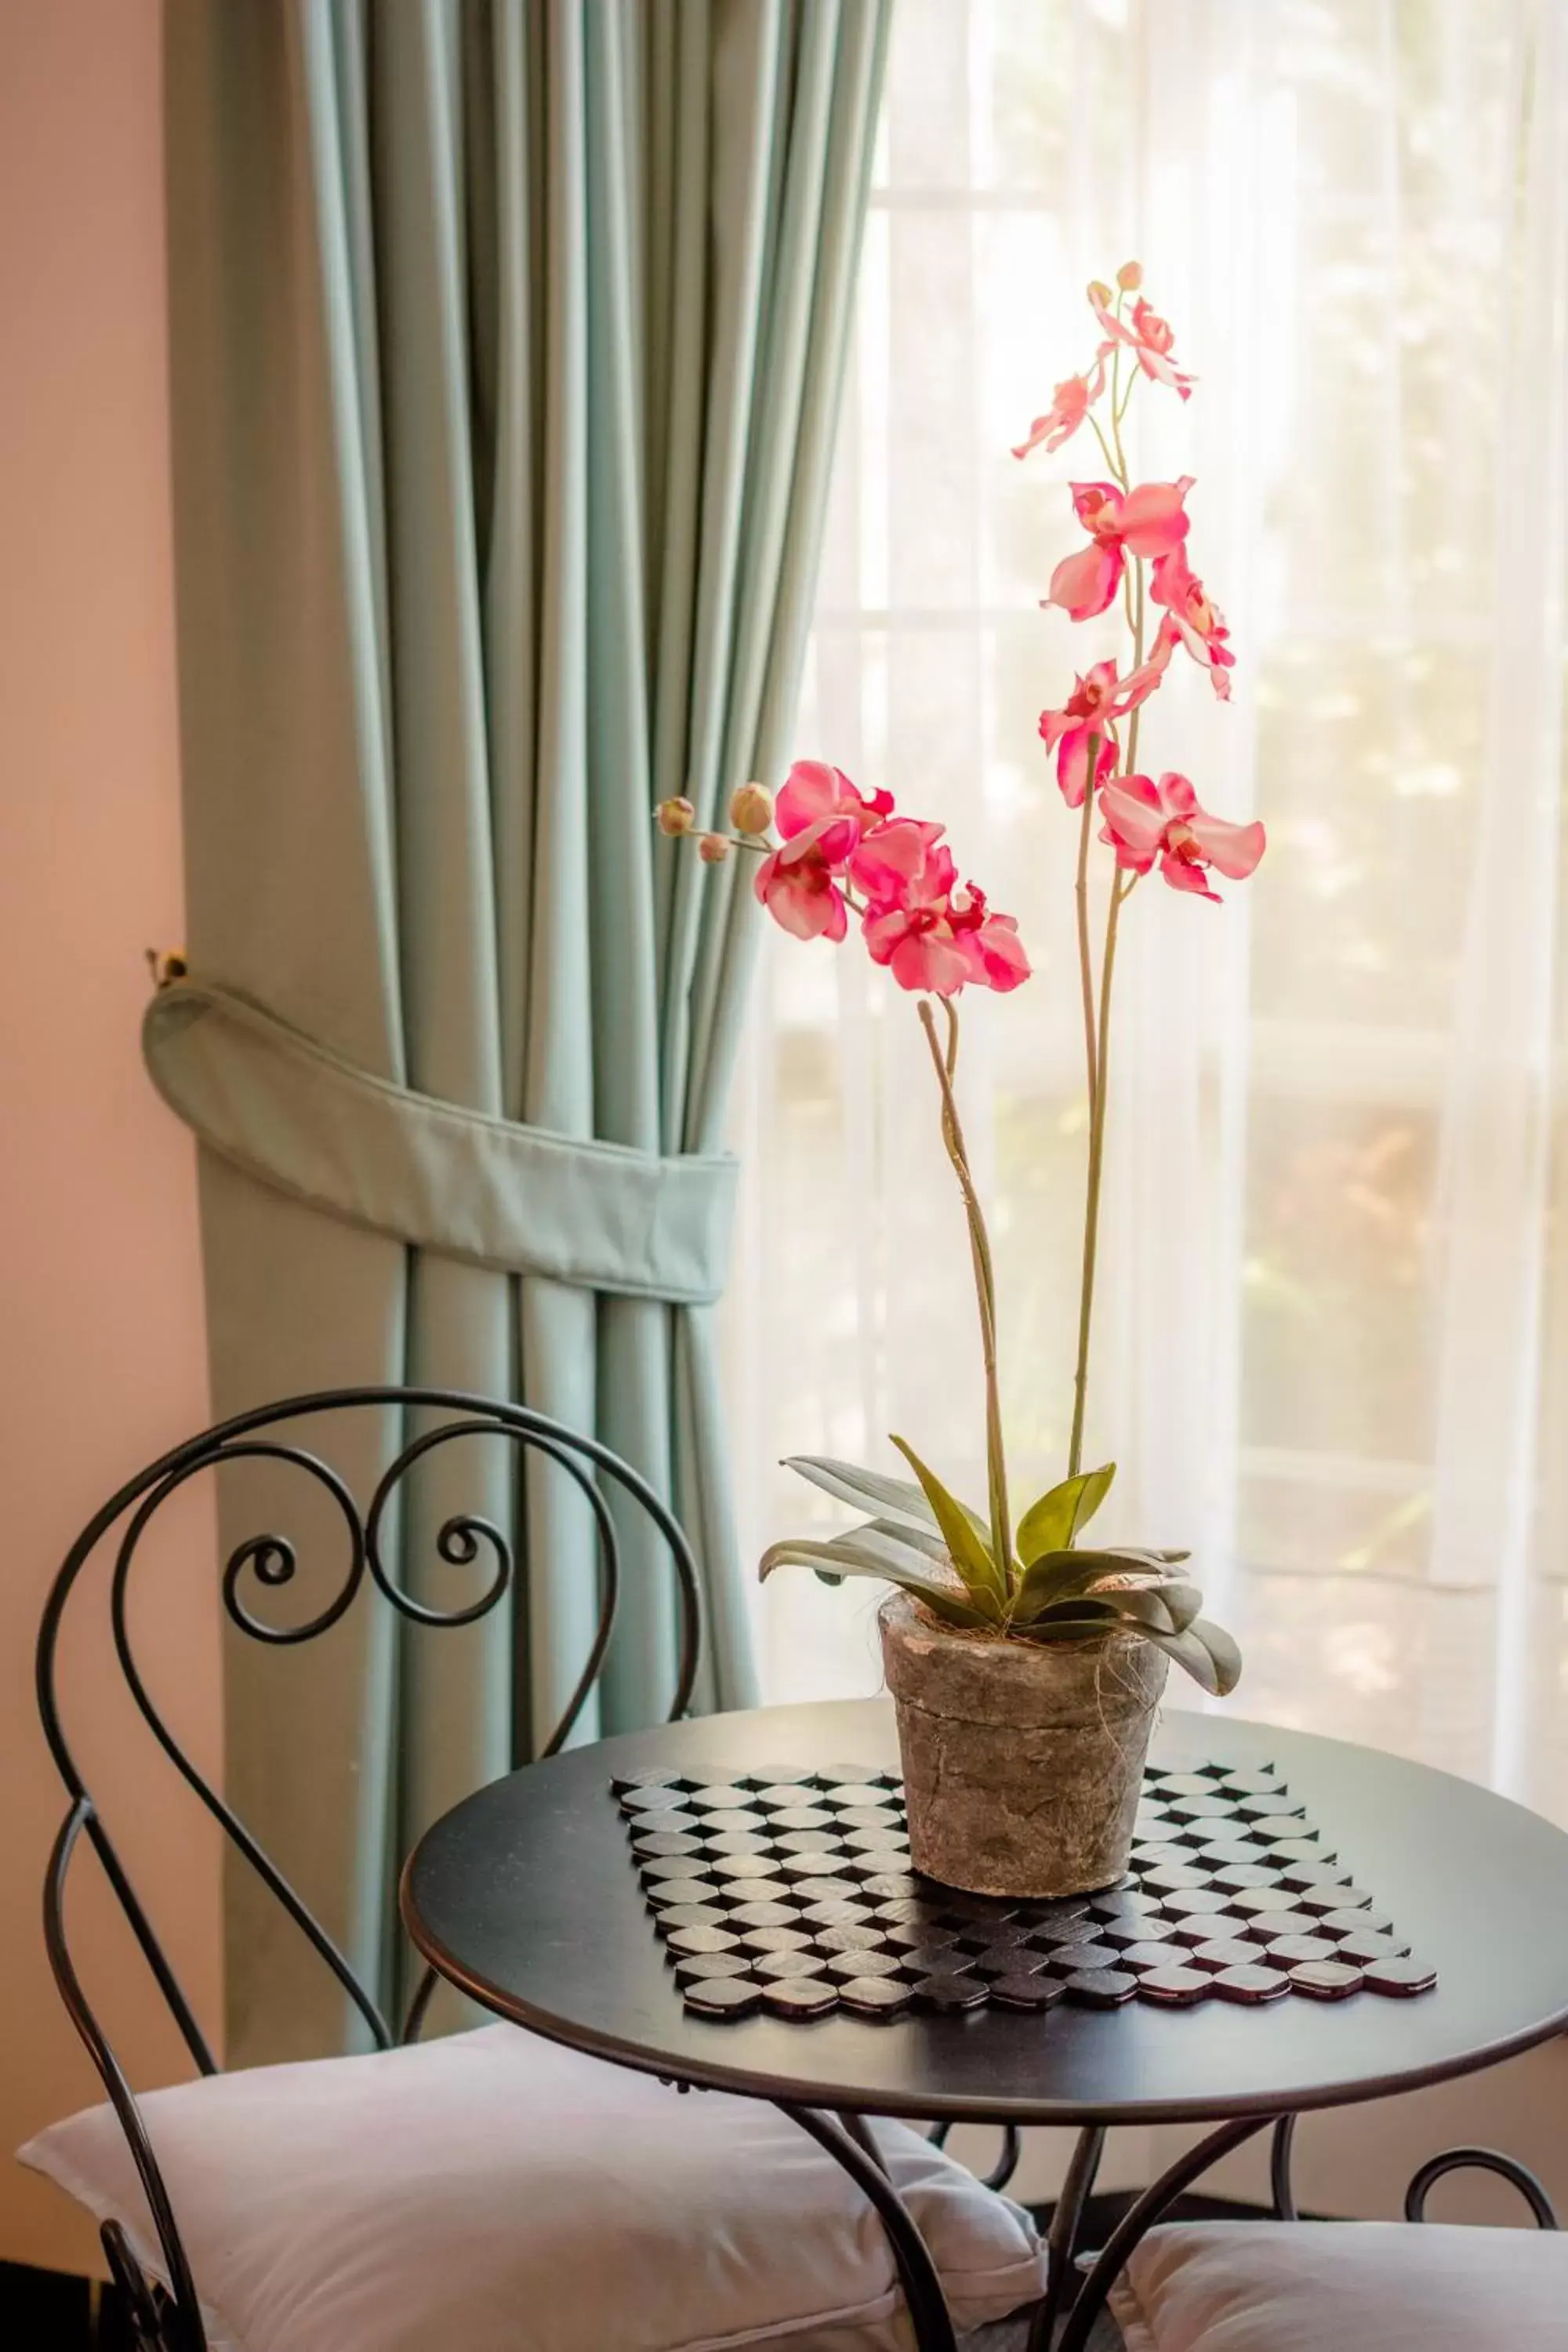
401, 1698, 1568, 2126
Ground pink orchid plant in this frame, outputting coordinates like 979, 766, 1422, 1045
657, 263, 1257, 1697
1028, 263, 1261, 1529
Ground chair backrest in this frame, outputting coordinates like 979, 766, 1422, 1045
35, 1385, 703, 2352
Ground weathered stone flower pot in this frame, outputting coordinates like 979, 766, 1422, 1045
878, 1589, 1168, 1896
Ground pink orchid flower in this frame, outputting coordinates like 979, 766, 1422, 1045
749, 766, 1031, 995
1047, 477, 1194, 622
774, 758, 891, 864
1098, 771, 1265, 902
860, 840, 969, 995
753, 844, 849, 940
1090, 289, 1196, 400
960, 903, 1032, 992
847, 814, 949, 904
1011, 351, 1110, 460
1149, 549, 1235, 699
859, 840, 1031, 997
753, 759, 895, 941
860, 892, 969, 994
1038, 657, 1164, 807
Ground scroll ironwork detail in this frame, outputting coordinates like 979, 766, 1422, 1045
36, 1385, 706, 2352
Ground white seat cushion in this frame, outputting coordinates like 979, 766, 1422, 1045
20, 2022, 1047, 2352
1109, 2218, 1568, 2351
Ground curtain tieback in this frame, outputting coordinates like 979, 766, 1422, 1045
142, 979, 737, 1306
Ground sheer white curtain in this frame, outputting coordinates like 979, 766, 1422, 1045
725, 0, 1568, 1817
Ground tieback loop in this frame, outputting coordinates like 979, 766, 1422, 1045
143, 980, 736, 1306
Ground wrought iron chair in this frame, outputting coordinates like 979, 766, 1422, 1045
1080, 2140, 1564, 2349
1041, 2113, 1563, 2350
33, 1385, 706, 2351
30, 1385, 1047, 2352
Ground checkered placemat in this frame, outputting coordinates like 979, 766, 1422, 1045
612, 1755, 1436, 2021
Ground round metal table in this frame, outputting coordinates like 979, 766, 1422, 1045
403, 1700, 1568, 2351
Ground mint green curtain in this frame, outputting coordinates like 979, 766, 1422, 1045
162, 0, 889, 2064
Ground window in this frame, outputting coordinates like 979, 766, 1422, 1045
725, 0, 1568, 1816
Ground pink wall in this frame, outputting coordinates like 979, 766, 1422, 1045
0, 0, 220, 2274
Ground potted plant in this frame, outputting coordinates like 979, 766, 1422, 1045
659, 265, 1261, 1897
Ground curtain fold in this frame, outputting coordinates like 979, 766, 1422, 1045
162, 0, 890, 2065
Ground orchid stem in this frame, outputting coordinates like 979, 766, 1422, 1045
1116, 365, 1138, 427
1069, 898, 1117, 1483
1075, 735, 1101, 1123
1067, 546, 1146, 1479
1124, 565, 1147, 790
919, 996, 1013, 1589
1069, 856, 1127, 1479
1088, 412, 1119, 479
1069, 786, 1099, 1479
1108, 347, 1131, 491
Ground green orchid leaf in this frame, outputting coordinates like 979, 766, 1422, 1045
1014, 1566, 1207, 1642
1014, 1463, 1116, 1566
1150, 1579, 1204, 1633
761, 1523, 938, 1583
757, 1534, 997, 1628
1140, 1617, 1243, 1697
1042, 1575, 1203, 1629
1046, 1591, 1170, 1636
810, 1514, 965, 1589
1011, 1549, 1108, 1619
1033, 1590, 1185, 1626
1010, 1602, 1241, 1697
889, 1435, 1007, 1610
1085, 1585, 1186, 1636
1010, 1603, 1126, 1642
782, 1455, 940, 1534
861, 1515, 953, 1566
1008, 1566, 1083, 1622
1011, 1545, 1183, 1621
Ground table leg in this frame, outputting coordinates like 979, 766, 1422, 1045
1269, 2115, 1299, 2220
1026, 2124, 1105, 2350
1055, 2116, 1272, 2352
837, 2107, 892, 2177
779, 2103, 960, 2352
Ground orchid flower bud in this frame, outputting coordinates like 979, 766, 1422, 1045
655, 795, 696, 837
1116, 260, 1144, 291
1087, 279, 1112, 308
698, 832, 731, 865
729, 781, 774, 835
